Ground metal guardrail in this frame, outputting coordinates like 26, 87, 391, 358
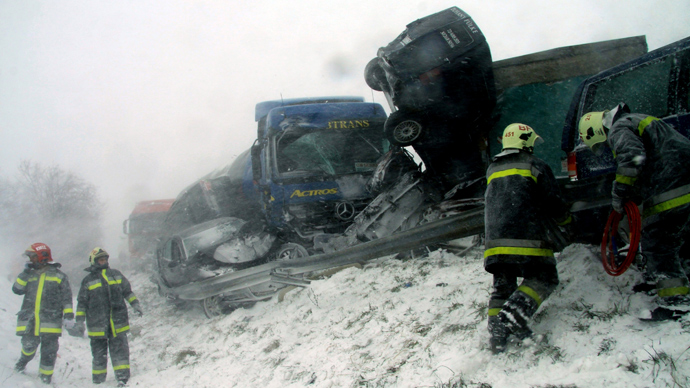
158, 206, 485, 301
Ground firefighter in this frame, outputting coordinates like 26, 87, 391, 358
12, 243, 74, 384
579, 103, 690, 316
74, 247, 143, 386
484, 123, 571, 354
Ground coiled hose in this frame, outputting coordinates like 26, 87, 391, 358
601, 201, 641, 276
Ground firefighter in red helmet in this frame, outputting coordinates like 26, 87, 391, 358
12, 243, 74, 384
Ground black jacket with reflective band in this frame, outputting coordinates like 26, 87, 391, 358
76, 267, 139, 338
12, 263, 73, 336
484, 149, 569, 270
608, 113, 690, 217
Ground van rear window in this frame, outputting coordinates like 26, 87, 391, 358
584, 55, 673, 118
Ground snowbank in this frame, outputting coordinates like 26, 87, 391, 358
1, 243, 689, 387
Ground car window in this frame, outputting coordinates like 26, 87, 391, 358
583, 55, 673, 118
171, 240, 183, 262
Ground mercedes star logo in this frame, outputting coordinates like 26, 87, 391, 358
335, 201, 356, 221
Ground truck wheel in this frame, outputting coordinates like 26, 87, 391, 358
202, 296, 234, 318
385, 111, 425, 146
276, 243, 309, 261
364, 58, 387, 92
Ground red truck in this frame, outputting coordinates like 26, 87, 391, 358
123, 199, 175, 260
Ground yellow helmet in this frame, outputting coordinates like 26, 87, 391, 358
501, 123, 543, 153
578, 111, 609, 152
89, 247, 109, 267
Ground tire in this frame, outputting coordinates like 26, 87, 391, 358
276, 243, 309, 261
202, 295, 234, 318
385, 110, 425, 146
364, 58, 387, 92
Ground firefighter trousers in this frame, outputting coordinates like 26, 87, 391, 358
17, 334, 59, 379
90, 332, 130, 384
642, 205, 690, 300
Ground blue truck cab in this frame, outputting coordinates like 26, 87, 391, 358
156, 97, 389, 288
250, 97, 390, 242
560, 36, 690, 243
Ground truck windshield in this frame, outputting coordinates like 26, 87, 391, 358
276, 127, 389, 176
129, 213, 167, 235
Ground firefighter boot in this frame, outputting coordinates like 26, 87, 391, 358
499, 289, 539, 341
14, 358, 29, 373
488, 314, 508, 354
657, 278, 690, 309
40, 374, 52, 384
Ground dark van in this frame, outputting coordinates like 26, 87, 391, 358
560, 36, 690, 243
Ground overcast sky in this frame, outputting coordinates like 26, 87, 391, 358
2, 0, 690, 250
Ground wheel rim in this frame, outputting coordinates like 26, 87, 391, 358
202, 296, 223, 318
277, 244, 308, 261
393, 120, 422, 144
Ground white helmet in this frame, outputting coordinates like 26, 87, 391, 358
501, 123, 543, 153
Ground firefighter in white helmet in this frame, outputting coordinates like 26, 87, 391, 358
484, 123, 571, 353
579, 103, 690, 318
75, 247, 143, 386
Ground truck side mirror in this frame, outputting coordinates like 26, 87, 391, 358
250, 142, 262, 182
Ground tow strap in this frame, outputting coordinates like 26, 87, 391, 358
601, 202, 641, 276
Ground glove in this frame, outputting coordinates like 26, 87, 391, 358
68, 321, 85, 337
63, 318, 75, 329
611, 191, 625, 214
611, 181, 637, 214
133, 304, 144, 317
63, 312, 74, 320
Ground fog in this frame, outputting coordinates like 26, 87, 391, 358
2, 0, 690, 251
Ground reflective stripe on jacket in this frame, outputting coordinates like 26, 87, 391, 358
608, 113, 690, 218
76, 267, 139, 338
12, 264, 73, 336
484, 149, 569, 270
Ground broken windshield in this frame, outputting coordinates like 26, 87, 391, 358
276, 125, 389, 176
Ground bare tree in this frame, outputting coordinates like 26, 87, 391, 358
17, 160, 101, 222
1, 161, 103, 282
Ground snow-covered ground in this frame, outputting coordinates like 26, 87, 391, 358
1, 242, 689, 387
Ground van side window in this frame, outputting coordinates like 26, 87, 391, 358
584, 55, 674, 118
679, 49, 690, 114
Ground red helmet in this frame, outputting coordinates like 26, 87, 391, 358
25, 243, 52, 263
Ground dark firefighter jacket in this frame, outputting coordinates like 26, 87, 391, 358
76, 266, 140, 338
12, 263, 73, 336
484, 149, 571, 274
607, 110, 690, 220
